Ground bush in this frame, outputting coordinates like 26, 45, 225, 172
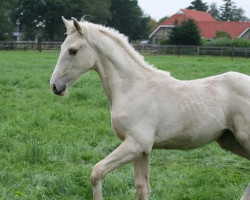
160, 38, 169, 45
168, 19, 202, 46
232, 38, 250, 47
215, 31, 231, 39
205, 38, 250, 47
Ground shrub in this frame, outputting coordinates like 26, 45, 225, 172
168, 19, 202, 46
160, 38, 169, 45
205, 38, 250, 47
215, 31, 231, 39
232, 38, 250, 47
205, 38, 232, 47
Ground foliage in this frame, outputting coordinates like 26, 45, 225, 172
168, 19, 202, 46
148, 18, 159, 34
186, 0, 208, 12
205, 38, 250, 47
208, 2, 220, 20
108, 0, 150, 40
160, 38, 169, 45
215, 31, 231, 39
12, 0, 111, 41
220, 0, 234, 21
219, 0, 248, 21
0, 0, 18, 40
2, 0, 150, 41
158, 16, 169, 24
0, 51, 249, 199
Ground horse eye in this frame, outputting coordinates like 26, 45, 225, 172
69, 49, 78, 55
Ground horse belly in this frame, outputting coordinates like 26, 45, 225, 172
153, 131, 222, 150
153, 127, 223, 150
153, 110, 226, 150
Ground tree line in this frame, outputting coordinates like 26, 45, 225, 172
0, 0, 249, 42
187, 0, 249, 21
0, 0, 152, 41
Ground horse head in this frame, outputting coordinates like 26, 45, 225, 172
50, 17, 97, 96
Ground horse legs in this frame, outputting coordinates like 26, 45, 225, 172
133, 153, 151, 200
217, 130, 250, 160
90, 137, 147, 200
229, 115, 250, 160
234, 131, 250, 160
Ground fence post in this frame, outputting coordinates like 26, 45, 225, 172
197, 46, 200, 56
177, 45, 180, 57
37, 38, 42, 52
231, 46, 234, 60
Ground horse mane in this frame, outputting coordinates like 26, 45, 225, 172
97, 26, 150, 68
80, 21, 170, 76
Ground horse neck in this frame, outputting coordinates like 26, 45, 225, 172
91, 30, 154, 104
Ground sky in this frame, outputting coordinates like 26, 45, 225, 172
137, 0, 250, 21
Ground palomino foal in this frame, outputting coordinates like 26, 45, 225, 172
50, 17, 250, 200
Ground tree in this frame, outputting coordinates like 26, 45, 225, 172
148, 18, 159, 33
12, 0, 149, 41
219, 0, 248, 21
231, 8, 249, 21
168, 19, 201, 46
80, 0, 111, 24
215, 31, 231, 39
108, 0, 150, 40
159, 16, 169, 24
0, 0, 18, 40
220, 0, 235, 21
12, 0, 111, 41
186, 0, 208, 12
208, 2, 220, 20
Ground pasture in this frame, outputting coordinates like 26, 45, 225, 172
0, 50, 249, 199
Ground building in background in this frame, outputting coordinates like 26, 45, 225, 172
150, 9, 250, 44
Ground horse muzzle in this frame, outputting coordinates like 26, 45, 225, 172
51, 83, 66, 96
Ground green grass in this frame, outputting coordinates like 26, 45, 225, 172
0, 51, 249, 200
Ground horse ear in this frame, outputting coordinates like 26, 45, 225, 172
62, 16, 71, 29
71, 17, 83, 35
62, 16, 73, 34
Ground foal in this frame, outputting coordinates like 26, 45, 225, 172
50, 17, 250, 200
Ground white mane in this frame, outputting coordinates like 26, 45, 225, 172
79, 21, 170, 75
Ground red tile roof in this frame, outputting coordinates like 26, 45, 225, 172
161, 9, 216, 26
181, 9, 216, 21
159, 9, 250, 39
198, 21, 250, 39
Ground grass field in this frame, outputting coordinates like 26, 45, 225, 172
0, 50, 249, 200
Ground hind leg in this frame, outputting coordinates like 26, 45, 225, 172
217, 130, 249, 160
234, 132, 250, 160
231, 115, 250, 160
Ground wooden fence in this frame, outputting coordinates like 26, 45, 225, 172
0, 41, 62, 51
133, 44, 250, 58
1, 41, 250, 58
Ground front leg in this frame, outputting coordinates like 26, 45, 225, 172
90, 137, 145, 200
133, 153, 151, 200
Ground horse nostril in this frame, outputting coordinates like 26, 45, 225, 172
52, 84, 57, 93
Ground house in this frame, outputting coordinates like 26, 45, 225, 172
150, 9, 250, 44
